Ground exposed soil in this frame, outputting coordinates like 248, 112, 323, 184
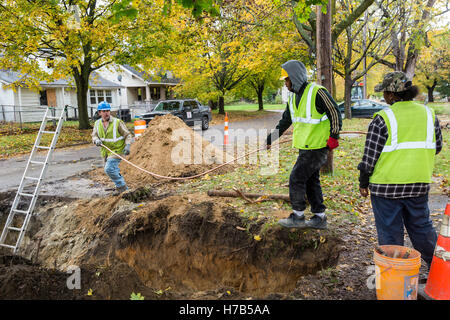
0, 254, 163, 300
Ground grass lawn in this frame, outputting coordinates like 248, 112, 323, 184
0, 120, 137, 159
428, 102, 450, 116
210, 109, 276, 126
0, 121, 88, 158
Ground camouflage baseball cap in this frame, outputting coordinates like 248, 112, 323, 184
374, 71, 411, 92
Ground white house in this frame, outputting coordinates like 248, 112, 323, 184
0, 63, 179, 122
0, 69, 122, 122
96, 64, 179, 113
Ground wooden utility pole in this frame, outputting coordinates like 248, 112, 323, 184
316, 2, 334, 174
316, 3, 333, 93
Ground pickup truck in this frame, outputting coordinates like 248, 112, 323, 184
139, 99, 212, 130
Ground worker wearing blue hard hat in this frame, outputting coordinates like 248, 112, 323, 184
92, 101, 132, 195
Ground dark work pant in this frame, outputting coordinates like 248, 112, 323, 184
371, 194, 438, 267
289, 148, 328, 213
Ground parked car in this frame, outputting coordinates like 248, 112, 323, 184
139, 99, 212, 130
338, 99, 388, 118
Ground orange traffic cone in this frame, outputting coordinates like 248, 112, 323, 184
224, 112, 229, 145
424, 203, 450, 300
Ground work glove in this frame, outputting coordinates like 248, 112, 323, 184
123, 144, 131, 156
94, 139, 102, 147
326, 137, 339, 150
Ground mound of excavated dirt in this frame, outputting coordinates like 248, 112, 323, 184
101, 114, 233, 188
18, 189, 342, 299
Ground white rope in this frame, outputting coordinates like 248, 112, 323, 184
100, 130, 367, 181
101, 138, 292, 181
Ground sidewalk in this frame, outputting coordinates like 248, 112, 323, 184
0, 145, 102, 193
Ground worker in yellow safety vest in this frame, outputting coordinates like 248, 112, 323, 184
92, 101, 132, 195
266, 60, 342, 229
358, 71, 443, 268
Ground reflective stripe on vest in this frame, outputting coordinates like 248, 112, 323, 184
381, 106, 435, 152
97, 119, 124, 143
289, 84, 328, 124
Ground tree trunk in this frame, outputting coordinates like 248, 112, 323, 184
316, 5, 333, 94
74, 71, 91, 130
218, 96, 225, 115
208, 99, 218, 110
257, 84, 264, 111
316, 3, 334, 175
427, 80, 437, 102
344, 75, 353, 119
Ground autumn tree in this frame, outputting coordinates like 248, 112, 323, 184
0, 0, 169, 129
156, 0, 265, 114
372, 0, 445, 78
155, 0, 327, 114
415, 29, 450, 102
233, 12, 309, 110
333, 0, 395, 118
290, 0, 375, 58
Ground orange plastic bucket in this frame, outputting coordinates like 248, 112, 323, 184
373, 245, 421, 300
134, 120, 147, 138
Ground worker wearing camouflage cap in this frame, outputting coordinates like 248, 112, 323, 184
358, 71, 443, 268
266, 60, 342, 229
92, 101, 132, 195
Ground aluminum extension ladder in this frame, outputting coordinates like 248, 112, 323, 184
0, 106, 66, 254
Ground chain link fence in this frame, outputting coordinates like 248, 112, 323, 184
0, 103, 158, 127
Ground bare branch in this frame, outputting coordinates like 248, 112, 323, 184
332, 0, 375, 44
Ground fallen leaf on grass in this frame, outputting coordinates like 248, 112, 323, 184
254, 235, 262, 241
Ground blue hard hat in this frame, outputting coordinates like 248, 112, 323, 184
97, 101, 111, 111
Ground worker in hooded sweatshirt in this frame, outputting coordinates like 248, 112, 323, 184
266, 60, 342, 229
92, 101, 132, 195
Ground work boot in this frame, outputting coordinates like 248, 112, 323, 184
306, 215, 327, 229
112, 185, 128, 195
278, 213, 306, 228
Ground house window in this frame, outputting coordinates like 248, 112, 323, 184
90, 90, 113, 105
151, 87, 160, 100
39, 91, 48, 106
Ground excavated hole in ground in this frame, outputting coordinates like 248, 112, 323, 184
98, 189, 342, 297
1, 188, 343, 298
